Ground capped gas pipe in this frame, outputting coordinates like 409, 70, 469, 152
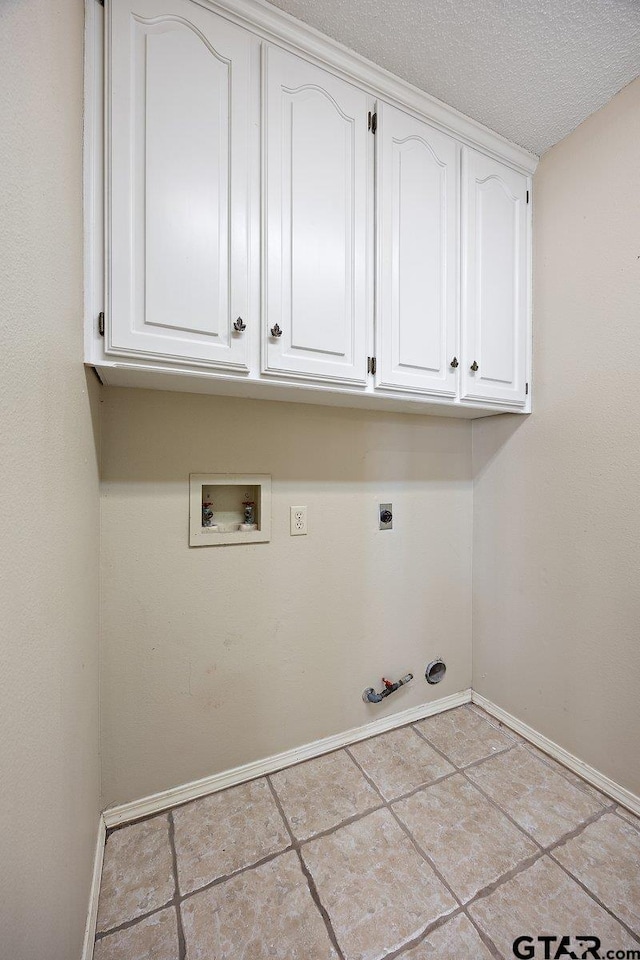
362, 674, 413, 703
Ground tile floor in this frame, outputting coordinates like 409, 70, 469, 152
94, 705, 640, 960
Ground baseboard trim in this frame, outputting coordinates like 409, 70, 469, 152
103, 688, 640, 830
81, 814, 106, 960
472, 691, 640, 818
103, 689, 472, 828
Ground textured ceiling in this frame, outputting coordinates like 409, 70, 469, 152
266, 0, 640, 154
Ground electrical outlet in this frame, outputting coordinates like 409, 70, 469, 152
290, 506, 308, 536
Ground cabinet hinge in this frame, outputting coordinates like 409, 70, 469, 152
525, 382, 529, 395
367, 111, 377, 134
367, 356, 377, 375
98, 311, 105, 337
526, 189, 530, 203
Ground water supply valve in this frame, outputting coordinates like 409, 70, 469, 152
362, 673, 413, 703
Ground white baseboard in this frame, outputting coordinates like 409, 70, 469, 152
81, 814, 106, 960
102, 689, 472, 828
102, 686, 640, 831
472, 691, 640, 818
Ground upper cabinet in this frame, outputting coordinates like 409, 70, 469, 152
108, 0, 257, 370
461, 148, 529, 407
89, 0, 536, 418
375, 103, 459, 398
262, 46, 370, 386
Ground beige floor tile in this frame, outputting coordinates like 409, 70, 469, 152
469, 856, 636, 958
400, 913, 494, 960
393, 774, 537, 902
349, 727, 455, 801
94, 907, 179, 960
270, 750, 380, 839
173, 778, 290, 894
180, 850, 337, 960
525, 744, 611, 804
467, 703, 525, 742
466, 747, 604, 846
553, 813, 640, 932
414, 706, 517, 767
301, 808, 456, 960
97, 816, 174, 933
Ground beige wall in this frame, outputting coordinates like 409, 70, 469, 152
473, 77, 640, 797
100, 389, 472, 804
0, 1, 101, 957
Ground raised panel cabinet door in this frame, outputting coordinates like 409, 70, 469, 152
263, 45, 370, 385
375, 103, 459, 397
461, 148, 529, 406
108, 0, 256, 368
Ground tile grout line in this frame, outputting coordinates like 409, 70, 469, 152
468, 705, 628, 811
410, 723, 549, 853
345, 744, 505, 960
345, 745, 464, 907
95, 845, 296, 939
265, 775, 347, 960
297, 802, 387, 844
179, 843, 295, 904
397, 721, 640, 948
345, 745, 468, 959
453, 797, 640, 945
459, 803, 620, 916
462, 911, 504, 959
613, 807, 640, 833
548, 851, 640, 946
375, 908, 466, 960
546, 842, 640, 946
94, 900, 175, 941
415, 721, 640, 928
414, 721, 618, 858
167, 811, 187, 960
521, 742, 612, 803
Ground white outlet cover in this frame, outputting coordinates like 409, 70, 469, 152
290, 506, 308, 536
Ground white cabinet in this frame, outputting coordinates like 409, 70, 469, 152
262, 46, 371, 385
461, 148, 529, 406
108, 0, 257, 370
90, 0, 536, 416
375, 103, 459, 397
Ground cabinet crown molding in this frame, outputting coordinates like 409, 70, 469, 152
188, 0, 538, 175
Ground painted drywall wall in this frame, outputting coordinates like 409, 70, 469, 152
0, 0, 101, 957
100, 389, 472, 804
472, 77, 640, 797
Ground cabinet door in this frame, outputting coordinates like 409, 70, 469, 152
263, 46, 370, 385
108, 0, 256, 369
375, 103, 459, 397
461, 149, 529, 405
